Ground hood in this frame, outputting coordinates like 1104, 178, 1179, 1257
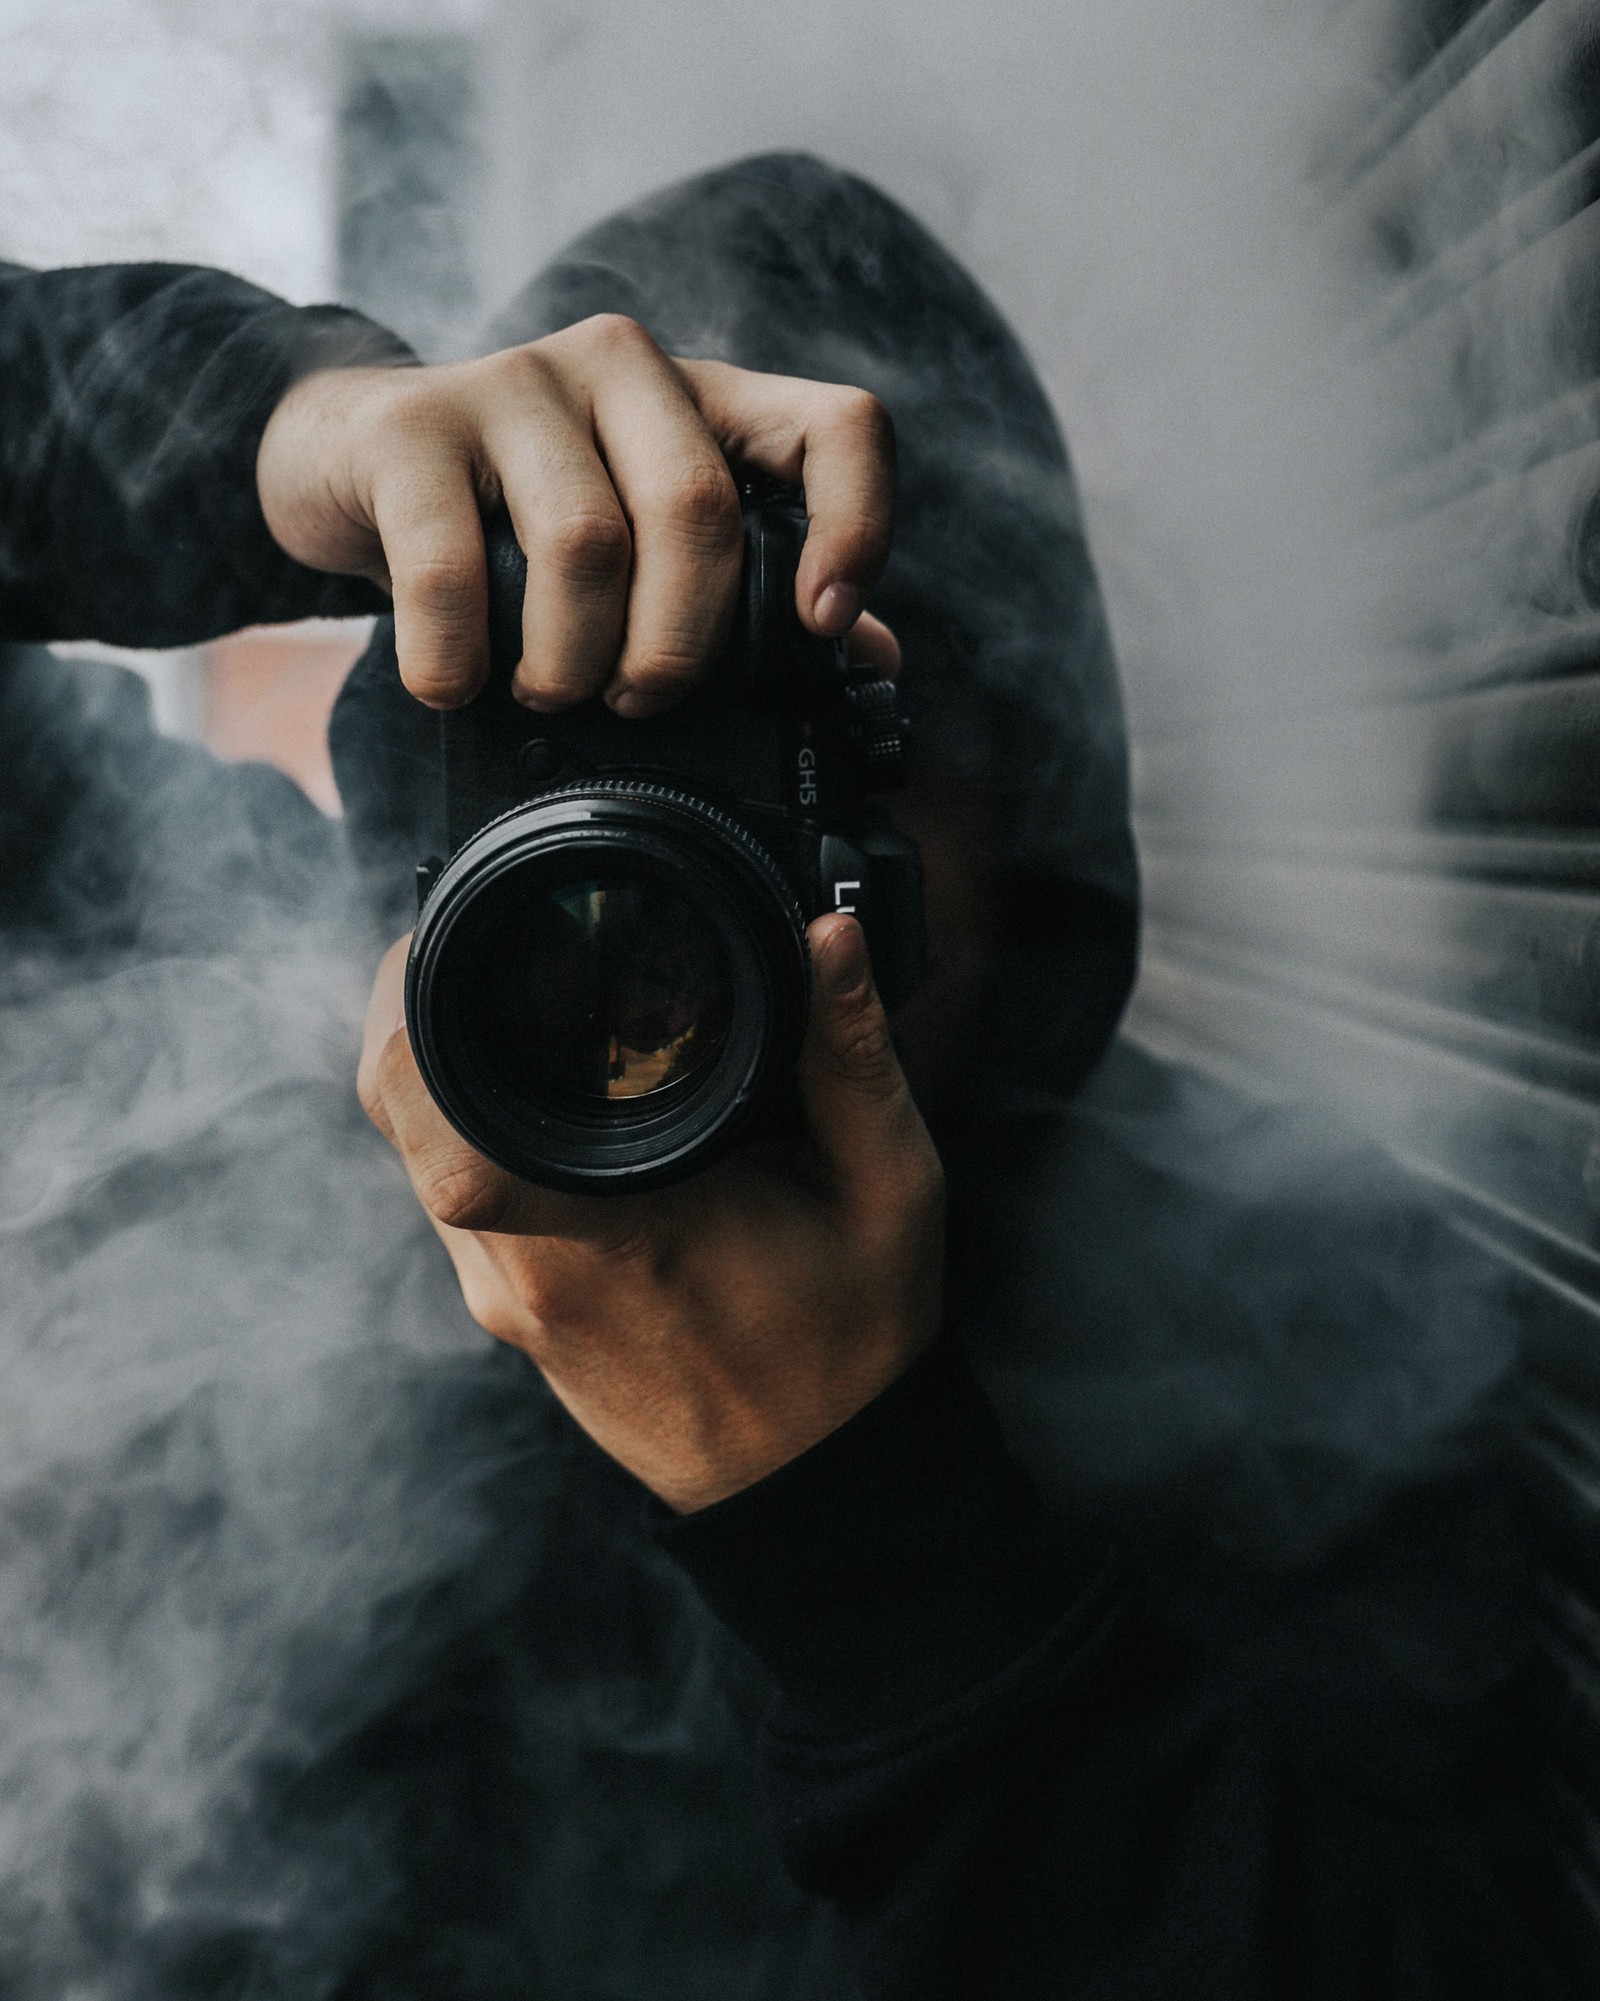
332, 150, 1139, 1095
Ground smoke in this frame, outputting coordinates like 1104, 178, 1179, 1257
0, 653, 833, 1993
0, 0, 1579, 1990
0, 0, 487, 301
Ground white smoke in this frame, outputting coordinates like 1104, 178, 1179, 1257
0, 0, 1566, 1988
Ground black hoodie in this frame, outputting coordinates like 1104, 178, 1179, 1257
1, 158, 1596, 1999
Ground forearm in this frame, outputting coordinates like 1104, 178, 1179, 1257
0, 261, 413, 646
650, 1340, 1137, 1993
651, 1343, 1566, 2000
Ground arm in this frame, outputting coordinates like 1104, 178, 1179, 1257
0, 261, 411, 645
0, 261, 898, 708
654, 1352, 1562, 2000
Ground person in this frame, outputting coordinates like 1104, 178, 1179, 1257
2, 154, 1595, 1997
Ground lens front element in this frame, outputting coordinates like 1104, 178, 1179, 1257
406, 786, 810, 1193
471, 873, 734, 1108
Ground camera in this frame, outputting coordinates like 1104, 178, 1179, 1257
404, 483, 923, 1193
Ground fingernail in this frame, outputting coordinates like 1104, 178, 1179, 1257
814, 582, 863, 636
820, 916, 868, 995
609, 688, 652, 719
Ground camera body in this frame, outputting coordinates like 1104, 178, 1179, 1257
405, 485, 923, 1193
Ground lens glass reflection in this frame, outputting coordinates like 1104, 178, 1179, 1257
466, 871, 734, 1111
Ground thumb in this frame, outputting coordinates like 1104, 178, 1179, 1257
797, 913, 925, 1200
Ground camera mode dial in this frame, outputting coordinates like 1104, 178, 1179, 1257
843, 675, 908, 789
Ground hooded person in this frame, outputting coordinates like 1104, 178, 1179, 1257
332, 153, 1600, 1998
1, 153, 1598, 1998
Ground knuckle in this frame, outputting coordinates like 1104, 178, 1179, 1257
833, 386, 895, 455
545, 503, 632, 590
380, 384, 473, 461
651, 460, 741, 546
833, 1004, 897, 1091
459, 1271, 517, 1341
620, 639, 705, 699
376, 368, 446, 433
575, 310, 655, 355
490, 341, 557, 392
400, 547, 480, 617
416, 1152, 508, 1233
508, 1269, 562, 1324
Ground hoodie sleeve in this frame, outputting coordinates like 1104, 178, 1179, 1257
0, 261, 415, 647
653, 1341, 1575, 2000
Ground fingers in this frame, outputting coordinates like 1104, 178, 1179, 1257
470, 344, 631, 711
356, 934, 412, 1142
502, 336, 891, 710
257, 365, 495, 709
848, 611, 902, 679
262, 330, 896, 722
365, 446, 490, 707
358, 933, 646, 1247
482, 322, 745, 716
359, 931, 541, 1229
381, 1031, 567, 1233
379, 1035, 558, 1235
576, 319, 745, 717
676, 357, 896, 641
796, 914, 938, 1214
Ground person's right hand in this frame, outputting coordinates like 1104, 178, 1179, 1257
356, 912, 944, 1514
256, 313, 899, 716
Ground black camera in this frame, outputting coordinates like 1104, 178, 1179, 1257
404, 484, 923, 1193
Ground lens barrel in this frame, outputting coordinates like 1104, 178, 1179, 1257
406, 784, 811, 1193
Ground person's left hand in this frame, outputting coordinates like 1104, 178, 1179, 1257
256, 320, 899, 714
356, 914, 945, 1513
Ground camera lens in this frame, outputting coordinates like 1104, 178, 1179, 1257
467, 872, 734, 1109
406, 785, 810, 1192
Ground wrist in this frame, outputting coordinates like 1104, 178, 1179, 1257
681, 1321, 942, 1513
255, 360, 417, 572
545, 1314, 940, 1517
651, 1337, 1126, 1739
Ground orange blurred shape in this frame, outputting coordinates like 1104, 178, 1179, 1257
202, 620, 375, 817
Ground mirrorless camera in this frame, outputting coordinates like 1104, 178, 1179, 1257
404, 484, 923, 1193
